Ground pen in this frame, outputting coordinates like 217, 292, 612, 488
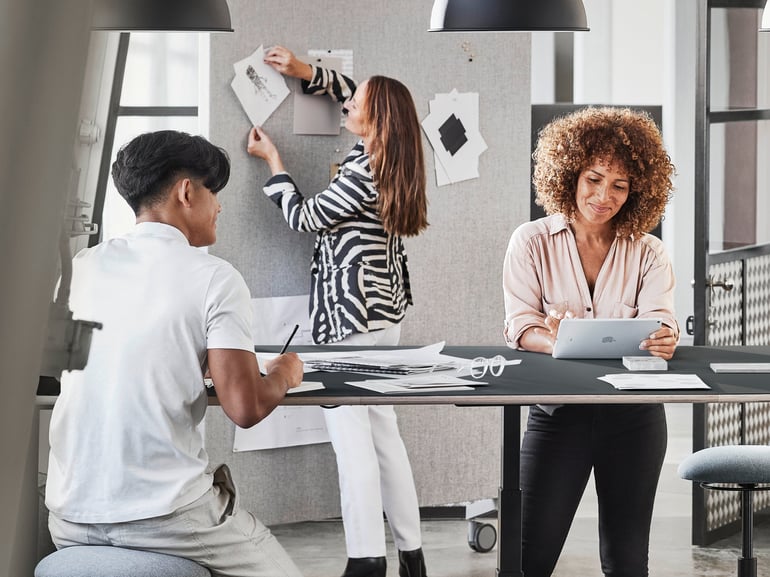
279, 324, 299, 354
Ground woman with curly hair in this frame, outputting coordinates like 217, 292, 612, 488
502, 107, 679, 576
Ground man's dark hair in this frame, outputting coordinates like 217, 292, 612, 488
111, 130, 230, 214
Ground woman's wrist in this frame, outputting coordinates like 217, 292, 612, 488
267, 154, 285, 175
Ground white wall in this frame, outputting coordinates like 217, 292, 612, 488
532, 0, 696, 341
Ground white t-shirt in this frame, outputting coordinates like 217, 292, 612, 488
46, 222, 254, 523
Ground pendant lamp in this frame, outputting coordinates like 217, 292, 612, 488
429, 0, 589, 32
762, 0, 769, 31
91, 0, 233, 32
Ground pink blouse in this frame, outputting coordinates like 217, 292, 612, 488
503, 214, 678, 348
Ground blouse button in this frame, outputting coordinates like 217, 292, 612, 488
586, 307, 592, 312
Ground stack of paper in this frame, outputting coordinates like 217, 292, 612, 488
598, 374, 710, 390
421, 89, 487, 186
347, 374, 480, 394
307, 359, 458, 375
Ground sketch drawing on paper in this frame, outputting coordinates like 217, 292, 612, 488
231, 44, 290, 127
245, 64, 276, 101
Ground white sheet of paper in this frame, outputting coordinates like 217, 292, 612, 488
598, 373, 710, 390
346, 380, 475, 394
250, 295, 313, 346
231, 44, 290, 127
377, 374, 487, 388
233, 403, 329, 451
235, 296, 322, 453
423, 90, 487, 185
287, 381, 325, 394
429, 91, 479, 186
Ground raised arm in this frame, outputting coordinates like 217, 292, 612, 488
263, 45, 356, 103
247, 131, 376, 232
262, 45, 313, 80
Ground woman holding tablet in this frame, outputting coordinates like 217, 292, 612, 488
502, 107, 679, 577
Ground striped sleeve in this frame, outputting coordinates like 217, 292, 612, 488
301, 64, 357, 104
262, 148, 379, 233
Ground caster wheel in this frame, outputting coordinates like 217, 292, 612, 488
467, 520, 497, 553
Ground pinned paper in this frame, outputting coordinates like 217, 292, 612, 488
293, 55, 344, 135
231, 44, 290, 127
422, 89, 487, 186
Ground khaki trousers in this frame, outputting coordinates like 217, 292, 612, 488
48, 464, 303, 577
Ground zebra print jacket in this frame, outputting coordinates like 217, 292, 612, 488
262, 64, 413, 344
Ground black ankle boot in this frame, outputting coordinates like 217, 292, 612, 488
340, 556, 387, 577
398, 548, 427, 577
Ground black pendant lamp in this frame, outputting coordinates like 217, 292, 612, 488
429, 0, 589, 32
91, 0, 233, 32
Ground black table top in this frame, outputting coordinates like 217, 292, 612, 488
37, 345, 770, 407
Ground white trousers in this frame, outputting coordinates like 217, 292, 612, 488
323, 324, 423, 558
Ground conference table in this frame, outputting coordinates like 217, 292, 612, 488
37, 344, 770, 576
256, 344, 770, 577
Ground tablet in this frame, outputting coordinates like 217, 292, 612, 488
551, 318, 663, 359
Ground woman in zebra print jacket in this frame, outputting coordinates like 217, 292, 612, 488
247, 46, 429, 577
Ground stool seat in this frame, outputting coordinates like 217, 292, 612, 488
35, 546, 211, 577
678, 444, 770, 577
678, 445, 770, 485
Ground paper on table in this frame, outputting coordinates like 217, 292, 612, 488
347, 379, 475, 394
598, 374, 710, 390
287, 381, 325, 394
710, 363, 770, 373
299, 342, 453, 372
255, 352, 318, 374
259, 342, 522, 378
375, 374, 485, 388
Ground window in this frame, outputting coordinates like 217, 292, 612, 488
95, 32, 206, 243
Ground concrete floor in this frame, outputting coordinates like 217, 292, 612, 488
272, 404, 770, 577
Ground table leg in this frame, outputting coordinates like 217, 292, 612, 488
497, 404, 523, 576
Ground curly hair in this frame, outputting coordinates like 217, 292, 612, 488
532, 107, 675, 237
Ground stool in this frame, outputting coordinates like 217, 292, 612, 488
35, 545, 211, 577
678, 445, 770, 577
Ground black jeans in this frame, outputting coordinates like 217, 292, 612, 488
520, 404, 667, 577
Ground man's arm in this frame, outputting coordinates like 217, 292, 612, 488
207, 348, 303, 428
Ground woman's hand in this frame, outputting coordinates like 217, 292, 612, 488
263, 45, 312, 81
639, 325, 678, 360
246, 127, 285, 174
520, 325, 557, 355
519, 306, 573, 355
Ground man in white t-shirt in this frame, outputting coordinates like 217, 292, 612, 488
45, 130, 304, 577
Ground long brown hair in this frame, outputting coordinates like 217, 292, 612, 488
362, 76, 428, 237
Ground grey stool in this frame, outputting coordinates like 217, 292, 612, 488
35, 546, 211, 577
678, 445, 770, 577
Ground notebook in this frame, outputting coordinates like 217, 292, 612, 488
551, 318, 663, 359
